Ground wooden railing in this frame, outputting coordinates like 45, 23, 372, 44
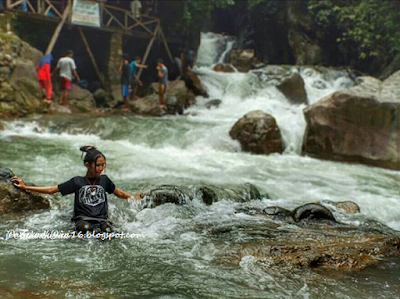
5, 0, 159, 35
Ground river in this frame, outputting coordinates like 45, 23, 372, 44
0, 32, 400, 298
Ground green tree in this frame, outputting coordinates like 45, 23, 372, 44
308, 0, 400, 62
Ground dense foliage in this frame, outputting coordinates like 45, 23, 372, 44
308, 0, 400, 61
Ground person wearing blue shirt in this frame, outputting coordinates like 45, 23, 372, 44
129, 56, 147, 101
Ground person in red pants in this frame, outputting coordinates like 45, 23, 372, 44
36, 53, 53, 103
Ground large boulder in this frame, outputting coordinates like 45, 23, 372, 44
276, 72, 307, 105
302, 71, 400, 170
184, 69, 208, 98
0, 167, 50, 214
215, 221, 400, 270
212, 201, 400, 270
133, 80, 196, 116
68, 83, 96, 112
253, 65, 308, 105
229, 110, 283, 155
0, 33, 44, 118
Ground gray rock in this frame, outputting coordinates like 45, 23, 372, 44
205, 99, 222, 109
276, 72, 308, 104
0, 167, 50, 214
302, 71, 400, 170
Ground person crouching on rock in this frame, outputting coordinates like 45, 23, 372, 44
11, 146, 141, 234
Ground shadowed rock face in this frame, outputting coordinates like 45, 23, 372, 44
0, 167, 50, 214
302, 71, 400, 170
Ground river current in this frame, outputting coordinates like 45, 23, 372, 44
0, 32, 400, 298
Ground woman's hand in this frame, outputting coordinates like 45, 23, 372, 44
11, 176, 26, 190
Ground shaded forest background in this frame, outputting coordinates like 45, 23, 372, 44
160, 0, 400, 78
14, 0, 400, 79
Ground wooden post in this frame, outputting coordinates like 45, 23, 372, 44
78, 27, 106, 88
137, 24, 159, 79
158, 26, 173, 64
6, 0, 11, 9
45, 0, 71, 54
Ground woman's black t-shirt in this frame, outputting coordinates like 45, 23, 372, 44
58, 175, 115, 221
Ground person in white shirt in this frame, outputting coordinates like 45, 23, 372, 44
130, 0, 142, 19
53, 50, 80, 106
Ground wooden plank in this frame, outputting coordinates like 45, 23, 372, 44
26, 0, 35, 12
9, 0, 23, 9
78, 27, 106, 88
44, 0, 62, 18
45, 0, 70, 54
158, 26, 173, 63
137, 24, 159, 79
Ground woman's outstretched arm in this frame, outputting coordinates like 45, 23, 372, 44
113, 187, 141, 200
11, 176, 59, 194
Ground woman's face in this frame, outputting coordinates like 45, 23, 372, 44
86, 156, 106, 178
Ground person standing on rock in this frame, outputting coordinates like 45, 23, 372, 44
53, 50, 80, 106
156, 58, 168, 108
130, 56, 147, 101
36, 53, 53, 104
11, 146, 142, 234
119, 54, 131, 111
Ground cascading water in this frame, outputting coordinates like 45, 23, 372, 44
0, 32, 400, 298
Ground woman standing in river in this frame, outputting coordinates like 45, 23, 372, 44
11, 146, 141, 233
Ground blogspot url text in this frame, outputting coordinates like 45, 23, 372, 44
4, 230, 146, 241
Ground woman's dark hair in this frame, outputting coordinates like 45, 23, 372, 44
80, 146, 106, 165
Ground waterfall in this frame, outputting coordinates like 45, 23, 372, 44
192, 33, 355, 154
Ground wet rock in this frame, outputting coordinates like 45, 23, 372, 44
205, 99, 222, 109
302, 71, 400, 170
68, 83, 95, 112
276, 72, 308, 105
184, 69, 208, 98
208, 204, 400, 270
93, 88, 108, 107
229, 110, 283, 155
221, 226, 400, 270
213, 63, 235, 73
335, 201, 360, 214
0, 167, 50, 214
197, 183, 261, 206
292, 203, 336, 223
133, 80, 196, 116
253, 66, 308, 105
320, 200, 360, 214
230, 49, 260, 73
141, 185, 191, 207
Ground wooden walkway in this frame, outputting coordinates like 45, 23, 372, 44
5, 0, 161, 36
4, 0, 174, 84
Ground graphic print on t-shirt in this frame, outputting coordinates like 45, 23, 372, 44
78, 185, 106, 206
